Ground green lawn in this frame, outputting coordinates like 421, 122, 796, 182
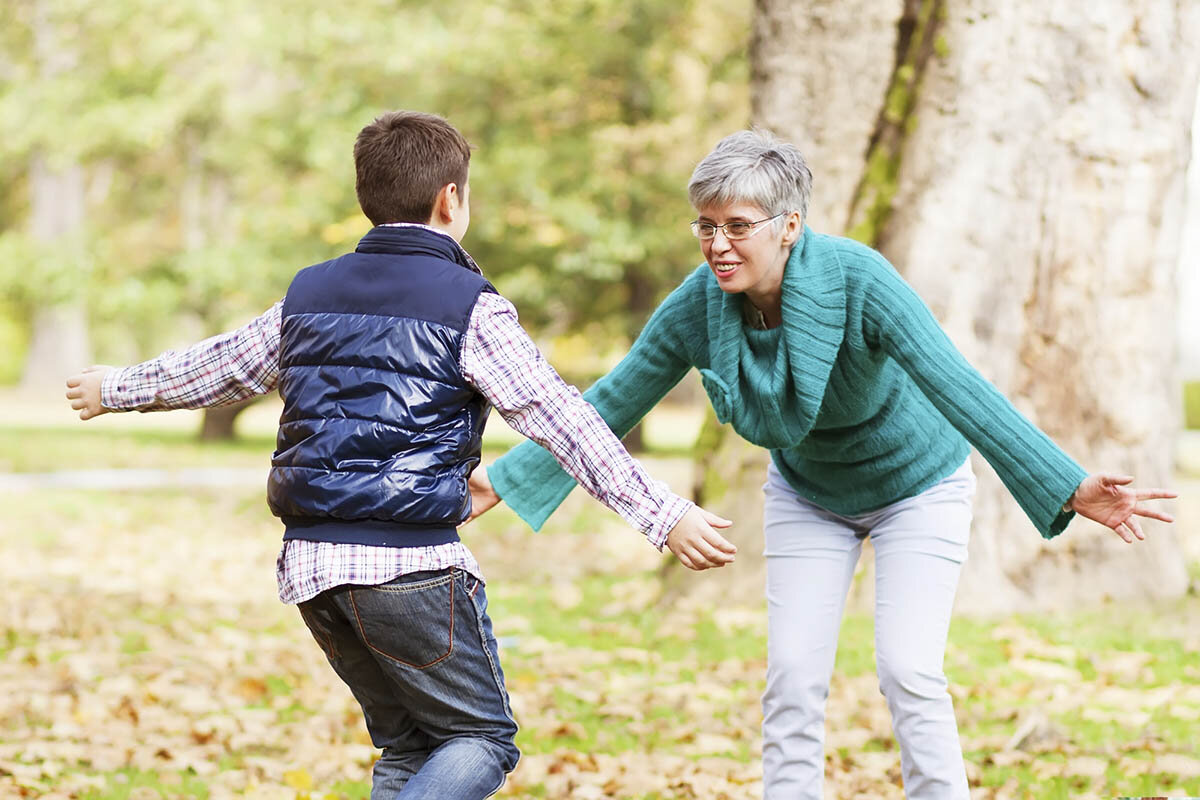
0, 422, 1197, 799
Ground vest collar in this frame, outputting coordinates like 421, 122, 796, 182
356, 224, 482, 275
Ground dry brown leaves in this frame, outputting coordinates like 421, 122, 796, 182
2, 485, 1198, 799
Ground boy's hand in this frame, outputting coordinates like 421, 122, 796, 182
466, 467, 501, 522
65, 366, 114, 420
667, 506, 736, 570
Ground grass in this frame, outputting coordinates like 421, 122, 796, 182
1187, 381, 1200, 430
1, 421, 1198, 799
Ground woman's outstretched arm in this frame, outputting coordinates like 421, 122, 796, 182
485, 277, 702, 531
858, 253, 1174, 541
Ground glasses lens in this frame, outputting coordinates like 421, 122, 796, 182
691, 222, 715, 239
725, 222, 754, 239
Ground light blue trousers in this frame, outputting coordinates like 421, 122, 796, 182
761, 459, 975, 800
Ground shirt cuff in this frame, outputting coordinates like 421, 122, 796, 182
645, 493, 694, 551
100, 367, 137, 411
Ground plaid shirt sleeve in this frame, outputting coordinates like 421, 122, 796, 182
460, 292, 692, 549
101, 301, 284, 411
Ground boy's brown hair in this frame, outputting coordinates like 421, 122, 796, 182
353, 111, 471, 226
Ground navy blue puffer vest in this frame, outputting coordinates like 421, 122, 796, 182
268, 226, 494, 547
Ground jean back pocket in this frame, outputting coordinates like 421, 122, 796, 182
348, 572, 456, 669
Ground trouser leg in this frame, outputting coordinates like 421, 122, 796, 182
762, 466, 864, 800
870, 461, 974, 799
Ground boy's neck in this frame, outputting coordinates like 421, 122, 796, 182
381, 220, 462, 243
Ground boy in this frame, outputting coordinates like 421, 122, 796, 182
65, 111, 737, 799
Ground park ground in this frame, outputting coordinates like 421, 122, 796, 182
1, 391, 1198, 799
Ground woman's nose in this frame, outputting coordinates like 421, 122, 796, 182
710, 229, 733, 251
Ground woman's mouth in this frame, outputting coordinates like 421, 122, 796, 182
714, 262, 740, 275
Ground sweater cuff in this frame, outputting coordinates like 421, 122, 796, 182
489, 443, 575, 532
1037, 470, 1087, 539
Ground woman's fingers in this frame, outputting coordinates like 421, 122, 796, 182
1101, 474, 1135, 487
1113, 518, 1145, 543
1134, 506, 1175, 523
1126, 516, 1145, 541
1135, 488, 1178, 501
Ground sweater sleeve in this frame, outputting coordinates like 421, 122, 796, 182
488, 284, 698, 531
858, 256, 1086, 539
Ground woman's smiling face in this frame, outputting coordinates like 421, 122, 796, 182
696, 202, 801, 298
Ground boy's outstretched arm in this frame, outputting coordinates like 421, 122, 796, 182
461, 293, 736, 570
64, 301, 284, 418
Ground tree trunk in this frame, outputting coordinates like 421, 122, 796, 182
749, 0, 1200, 612
198, 398, 257, 441
20, 154, 90, 391
20, 2, 91, 391
1181, 88, 1200, 380
660, 406, 770, 604
180, 132, 248, 441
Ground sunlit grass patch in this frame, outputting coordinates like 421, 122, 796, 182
0, 425, 274, 473
79, 768, 212, 800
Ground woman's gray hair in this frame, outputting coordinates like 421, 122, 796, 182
687, 129, 812, 224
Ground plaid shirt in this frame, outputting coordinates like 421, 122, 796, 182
101, 226, 692, 604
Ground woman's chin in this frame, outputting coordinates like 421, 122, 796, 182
710, 266, 743, 291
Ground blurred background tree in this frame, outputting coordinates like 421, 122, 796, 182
3, 0, 1198, 612
0, 0, 749, 436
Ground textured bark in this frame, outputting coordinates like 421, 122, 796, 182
748, 0, 1199, 612
751, 0, 904, 231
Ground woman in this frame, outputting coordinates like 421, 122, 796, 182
469, 130, 1175, 799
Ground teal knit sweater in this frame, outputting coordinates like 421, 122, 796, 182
490, 228, 1087, 539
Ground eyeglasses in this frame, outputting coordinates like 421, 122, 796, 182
690, 213, 785, 241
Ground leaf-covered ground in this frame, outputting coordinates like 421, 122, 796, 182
1, 421, 1198, 799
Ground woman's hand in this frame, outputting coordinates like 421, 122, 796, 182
1068, 473, 1177, 543
667, 506, 737, 570
466, 467, 501, 523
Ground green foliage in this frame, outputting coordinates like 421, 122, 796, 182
0, 306, 28, 384
1185, 381, 1200, 429
1, 0, 750, 376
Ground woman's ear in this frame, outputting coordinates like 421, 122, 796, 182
781, 210, 803, 246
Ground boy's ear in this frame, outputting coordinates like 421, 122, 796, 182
432, 182, 462, 224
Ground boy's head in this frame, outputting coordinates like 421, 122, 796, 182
354, 111, 471, 239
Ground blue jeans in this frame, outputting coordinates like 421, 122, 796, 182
298, 568, 520, 799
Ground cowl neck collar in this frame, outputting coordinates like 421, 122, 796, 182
698, 226, 847, 449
